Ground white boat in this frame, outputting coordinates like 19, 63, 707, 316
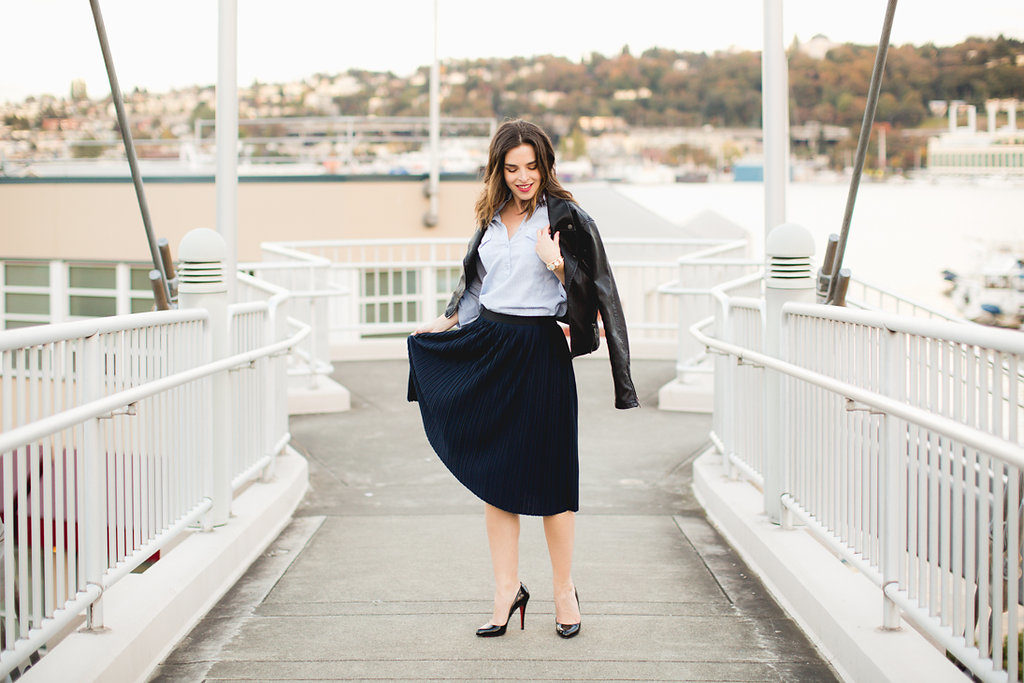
944, 245, 1024, 328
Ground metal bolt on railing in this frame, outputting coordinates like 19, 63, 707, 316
98, 403, 138, 419
844, 399, 884, 415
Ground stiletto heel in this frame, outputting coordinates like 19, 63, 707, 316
555, 588, 581, 638
476, 583, 529, 637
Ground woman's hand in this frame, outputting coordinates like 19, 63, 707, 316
412, 313, 458, 335
536, 226, 565, 284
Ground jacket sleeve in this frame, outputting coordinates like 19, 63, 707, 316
456, 270, 482, 326
584, 218, 640, 409
444, 229, 483, 319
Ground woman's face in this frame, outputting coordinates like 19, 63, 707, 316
503, 143, 541, 205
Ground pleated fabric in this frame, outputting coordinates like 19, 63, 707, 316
407, 308, 579, 516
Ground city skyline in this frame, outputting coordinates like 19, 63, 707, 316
3, 0, 1023, 103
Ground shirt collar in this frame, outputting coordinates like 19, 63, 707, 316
492, 192, 547, 224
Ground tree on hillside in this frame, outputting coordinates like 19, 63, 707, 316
189, 101, 214, 126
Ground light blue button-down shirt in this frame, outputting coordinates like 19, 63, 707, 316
457, 201, 567, 325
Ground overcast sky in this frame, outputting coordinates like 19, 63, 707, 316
3, 0, 1022, 103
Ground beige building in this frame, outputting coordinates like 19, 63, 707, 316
0, 176, 480, 328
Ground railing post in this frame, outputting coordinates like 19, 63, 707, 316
347, 268, 361, 343
881, 327, 904, 629
275, 296, 289, 451
178, 228, 232, 526
307, 296, 320, 389
716, 298, 735, 476
763, 223, 815, 523
305, 264, 320, 389
49, 260, 69, 324
261, 296, 283, 482
81, 333, 107, 630
675, 257, 689, 383
423, 243, 438, 323
310, 263, 333, 389
778, 305, 795, 531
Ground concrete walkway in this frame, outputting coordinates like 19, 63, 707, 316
152, 359, 838, 681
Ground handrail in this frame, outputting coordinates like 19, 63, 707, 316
672, 239, 751, 263
784, 301, 1024, 355
0, 308, 206, 352
0, 315, 310, 455
236, 271, 288, 296
845, 275, 963, 322
0, 262, 313, 677
727, 297, 763, 311
710, 271, 765, 304
270, 236, 730, 248
258, 242, 332, 266
228, 300, 269, 316
690, 317, 1024, 469
698, 265, 1023, 682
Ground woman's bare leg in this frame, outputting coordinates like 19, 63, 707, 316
543, 511, 581, 624
484, 503, 521, 626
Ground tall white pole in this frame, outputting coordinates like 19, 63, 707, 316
426, 0, 440, 227
762, 0, 790, 527
762, 0, 789, 252
217, 0, 238, 300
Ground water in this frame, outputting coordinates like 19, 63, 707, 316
619, 181, 1024, 315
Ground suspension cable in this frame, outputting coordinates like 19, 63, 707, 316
826, 0, 899, 304
89, 0, 172, 307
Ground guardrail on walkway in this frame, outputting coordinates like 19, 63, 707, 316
0, 250, 307, 678
693, 273, 1024, 682
657, 254, 959, 391
263, 237, 742, 350
239, 246, 347, 390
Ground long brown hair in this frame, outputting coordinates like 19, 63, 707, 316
473, 119, 574, 229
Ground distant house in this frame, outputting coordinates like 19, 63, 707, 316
578, 116, 628, 133
797, 34, 838, 60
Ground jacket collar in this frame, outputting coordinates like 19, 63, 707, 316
546, 194, 575, 232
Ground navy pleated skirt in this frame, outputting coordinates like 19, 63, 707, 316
407, 308, 579, 516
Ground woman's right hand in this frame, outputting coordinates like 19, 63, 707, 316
412, 313, 458, 335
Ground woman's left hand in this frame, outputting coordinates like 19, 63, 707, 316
535, 226, 561, 265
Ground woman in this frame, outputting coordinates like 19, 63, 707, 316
408, 119, 638, 639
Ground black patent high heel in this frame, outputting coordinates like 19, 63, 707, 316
476, 583, 529, 637
555, 588, 580, 638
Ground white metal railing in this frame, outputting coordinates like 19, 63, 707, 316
695, 282, 1024, 682
240, 246, 347, 389
0, 311, 207, 676
0, 280, 307, 677
709, 272, 765, 483
228, 300, 278, 490
656, 239, 758, 377
264, 237, 743, 352
231, 276, 291, 489
845, 276, 964, 322
660, 252, 961, 388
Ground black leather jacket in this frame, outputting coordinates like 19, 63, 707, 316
444, 194, 639, 409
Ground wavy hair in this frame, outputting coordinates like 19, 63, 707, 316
473, 119, 574, 229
